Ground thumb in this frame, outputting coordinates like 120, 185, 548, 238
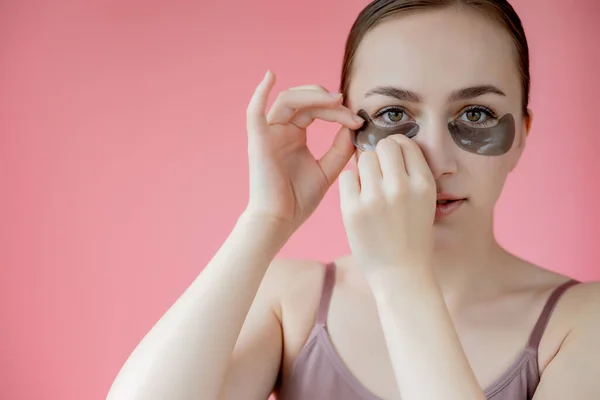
318, 126, 356, 187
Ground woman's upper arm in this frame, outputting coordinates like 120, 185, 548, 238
217, 261, 286, 400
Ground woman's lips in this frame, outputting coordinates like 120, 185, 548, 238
435, 198, 466, 220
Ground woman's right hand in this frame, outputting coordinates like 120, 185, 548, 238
243, 71, 364, 233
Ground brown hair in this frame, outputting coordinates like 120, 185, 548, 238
339, 0, 530, 116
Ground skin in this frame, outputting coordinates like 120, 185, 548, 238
106, 6, 600, 400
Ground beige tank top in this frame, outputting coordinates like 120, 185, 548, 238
277, 262, 579, 400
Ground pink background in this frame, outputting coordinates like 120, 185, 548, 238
2, 0, 599, 399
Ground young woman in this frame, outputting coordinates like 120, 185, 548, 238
107, 1, 600, 399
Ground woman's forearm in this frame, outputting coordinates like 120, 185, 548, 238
106, 212, 292, 400
368, 268, 486, 400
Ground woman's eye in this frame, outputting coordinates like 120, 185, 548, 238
466, 110, 482, 122
374, 107, 409, 126
458, 107, 497, 126
385, 110, 405, 122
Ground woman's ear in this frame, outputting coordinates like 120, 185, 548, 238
524, 108, 534, 136
509, 110, 533, 172
515, 108, 534, 150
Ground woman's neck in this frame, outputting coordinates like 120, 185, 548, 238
431, 227, 513, 307
339, 218, 516, 304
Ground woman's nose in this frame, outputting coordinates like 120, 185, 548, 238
413, 122, 458, 180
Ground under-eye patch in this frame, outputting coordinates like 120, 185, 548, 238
351, 109, 419, 151
352, 109, 515, 156
447, 113, 515, 156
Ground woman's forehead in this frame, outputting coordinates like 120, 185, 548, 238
349, 8, 520, 101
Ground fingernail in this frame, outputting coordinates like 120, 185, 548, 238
264, 70, 270, 79
353, 114, 364, 123
329, 92, 343, 99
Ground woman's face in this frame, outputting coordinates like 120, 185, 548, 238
346, 7, 532, 243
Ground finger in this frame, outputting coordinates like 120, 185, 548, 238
350, 151, 358, 169
246, 70, 276, 133
375, 138, 408, 186
288, 84, 329, 92
339, 169, 360, 212
318, 126, 356, 187
291, 105, 364, 130
266, 89, 343, 125
388, 134, 431, 178
356, 150, 382, 197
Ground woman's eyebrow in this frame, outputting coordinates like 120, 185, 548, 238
364, 86, 422, 102
448, 85, 506, 102
364, 85, 506, 102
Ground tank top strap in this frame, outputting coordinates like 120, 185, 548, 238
315, 262, 336, 326
526, 279, 580, 350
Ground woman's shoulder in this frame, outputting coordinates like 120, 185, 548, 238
509, 258, 599, 318
259, 258, 335, 366
528, 268, 600, 385
262, 256, 359, 305
505, 256, 582, 296
513, 257, 599, 300
258, 258, 330, 320
548, 276, 600, 328
262, 258, 328, 296
509, 258, 600, 362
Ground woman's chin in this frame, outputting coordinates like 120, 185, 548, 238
433, 223, 462, 251
432, 212, 492, 252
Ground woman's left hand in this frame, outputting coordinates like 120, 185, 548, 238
339, 134, 437, 278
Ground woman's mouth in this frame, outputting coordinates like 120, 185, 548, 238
435, 197, 466, 220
